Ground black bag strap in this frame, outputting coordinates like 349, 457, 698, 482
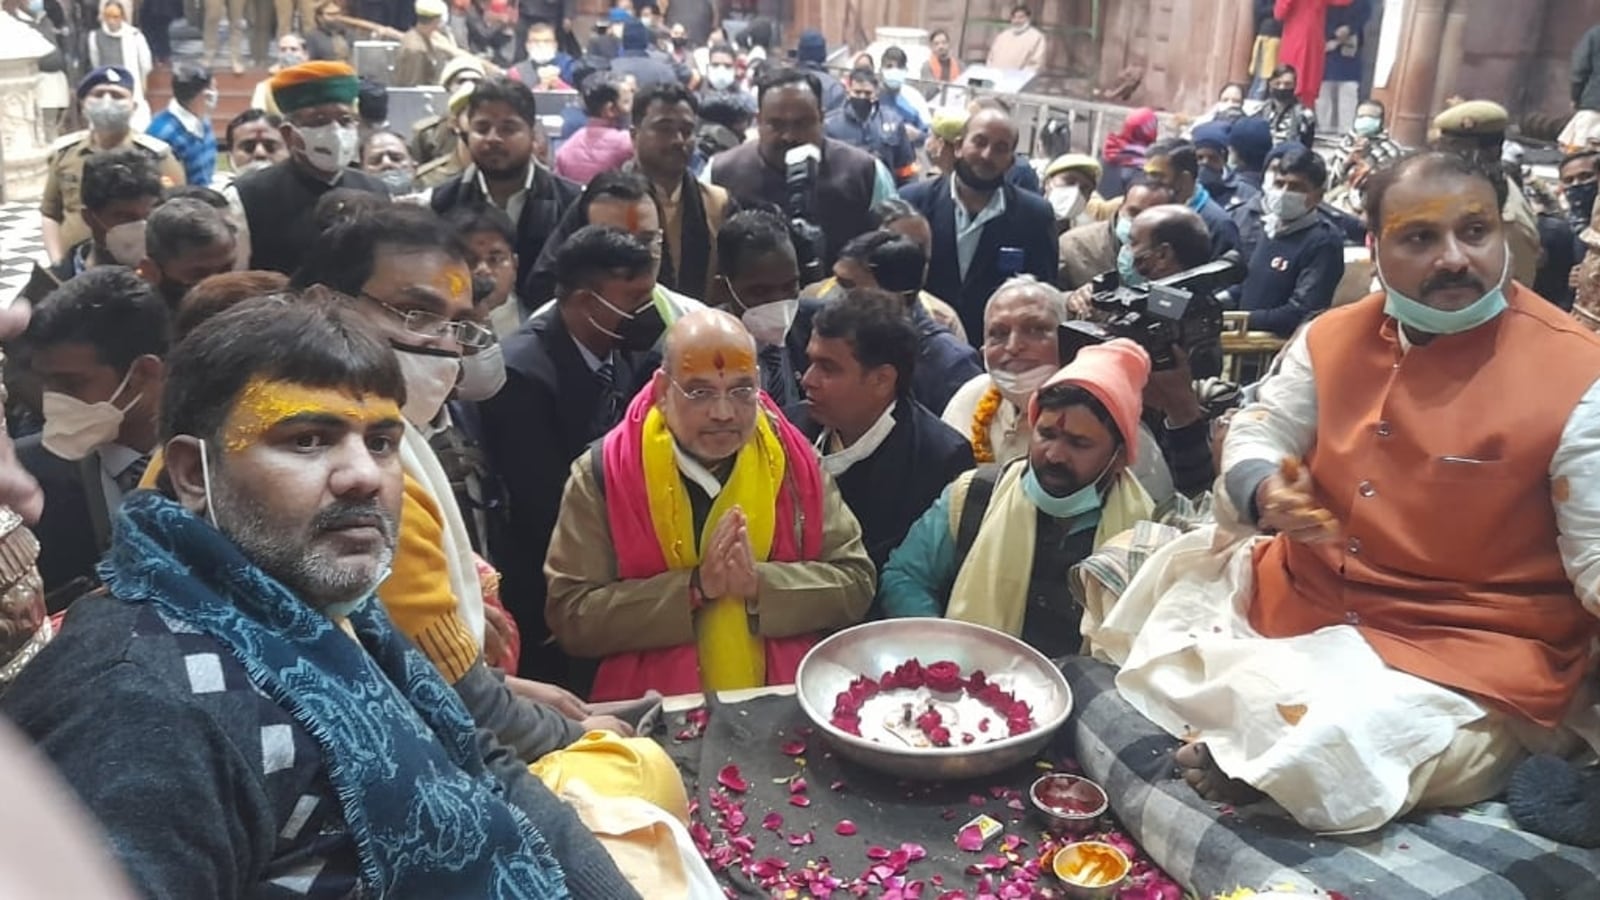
953, 463, 1004, 572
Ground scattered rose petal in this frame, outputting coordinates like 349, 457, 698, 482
1005, 797, 1025, 811
900, 842, 927, 862
761, 812, 783, 831
968, 793, 986, 806
788, 794, 812, 807
835, 819, 857, 836
716, 764, 748, 793
786, 830, 815, 846
955, 824, 986, 852
830, 779, 847, 791
941, 808, 957, 821
789, 776, 808, 794
780, 739, 807, 756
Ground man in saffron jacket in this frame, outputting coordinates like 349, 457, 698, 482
1092, 152, 1600, 835
545, 309, 875, 700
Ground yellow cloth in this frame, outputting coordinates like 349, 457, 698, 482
639, 404, 783, 691
138, 451, 479, 683
528, 730, 691, 822
945, 465, 1153, 637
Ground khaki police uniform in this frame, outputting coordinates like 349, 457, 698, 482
414, 152, 464, 189
1432, 101, 1541, 289
409, 115, 460, 166
40, 130, 186, 257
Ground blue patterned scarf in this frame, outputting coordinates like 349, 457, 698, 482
98, 491, 571, 899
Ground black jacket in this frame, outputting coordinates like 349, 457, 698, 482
15, 434, 108, 608
234, 162, 388, 275
789, 400, 973, 570
709, 137, 879, 270
1575, 24, 1600, 111
898, 174, 1059, 347
1237, 216, 1346, 337
430, 164, 581, 313
474, 305, 657, 681
786, 296, 982, 416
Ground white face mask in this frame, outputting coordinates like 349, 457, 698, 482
707, 64, 736, 90
454, 342, 506, 401
392, 344, 461, 427
84, 96, 134, 132
102, 219, 147, 266
1048, 185, 1086, 223
988, 363, 1055, 406
738, 297, 799, 347
294, 122, 359, 174
41, 368, 140, 460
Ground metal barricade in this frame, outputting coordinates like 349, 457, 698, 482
1220, 312, 1285, 386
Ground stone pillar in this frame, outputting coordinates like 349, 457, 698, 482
0, 16, 55, 203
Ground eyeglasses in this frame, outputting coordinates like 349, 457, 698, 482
984, 323, 1056, 347
363, 293, 495, 350
668, 378, 760, 408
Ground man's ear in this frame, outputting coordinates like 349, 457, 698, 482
163, 435, 210, 517
126, 354, 166, 412
134, 258, 160, 286
651, 368, 668, 409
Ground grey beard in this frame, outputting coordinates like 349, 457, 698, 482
209, 474, 397, 612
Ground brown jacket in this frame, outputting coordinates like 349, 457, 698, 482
1058, 218, 1118, 291
393, 28, 458, 87
544, 452, 876, 659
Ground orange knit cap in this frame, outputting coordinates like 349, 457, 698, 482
1028, 338, 1151, 463
269, 61, 361, 113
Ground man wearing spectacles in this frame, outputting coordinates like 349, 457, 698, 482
546, 307, 874, 700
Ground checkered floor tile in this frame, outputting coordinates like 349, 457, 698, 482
0, 202, 44, 302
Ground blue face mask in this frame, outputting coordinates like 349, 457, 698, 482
1379, 244, 1510, 336
1021, 458, 1112, 520
1114, 215, 1132, 245
1116, 243, 1146, 287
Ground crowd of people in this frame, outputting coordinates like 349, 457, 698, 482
7, 0, 1600, 895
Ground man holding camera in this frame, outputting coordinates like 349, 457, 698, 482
1233, 146, 1345, 338
705, 68, 888, 270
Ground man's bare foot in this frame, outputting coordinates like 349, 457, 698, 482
1174, 742, 1264, 805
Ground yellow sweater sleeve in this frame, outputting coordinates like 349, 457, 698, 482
138, 457, 478, 683
380, 474, 480, 683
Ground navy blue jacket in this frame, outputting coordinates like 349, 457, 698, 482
1194, 195, 1243, 260
786, 296, 982, 416
788, 399, 975, 571
825, 102, 916, 182
1237, 216, 1345, 337
898, 174, 1059, 346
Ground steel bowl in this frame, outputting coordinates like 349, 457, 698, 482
1030, 773, 1108, 835
794, 619, 1072, 780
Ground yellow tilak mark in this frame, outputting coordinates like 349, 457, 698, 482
221, 377, 401, 453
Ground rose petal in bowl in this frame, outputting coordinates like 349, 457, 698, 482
717, 764, 748, 793
835, 820, 857, 836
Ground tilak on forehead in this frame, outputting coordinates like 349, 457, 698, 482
1379, 192, 1492, 241
435, 267, 470, 300
221, 377, 402, 452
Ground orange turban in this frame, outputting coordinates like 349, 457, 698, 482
269, 61, 360, 114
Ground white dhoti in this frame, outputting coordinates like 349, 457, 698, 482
1089, 526, 1524, 834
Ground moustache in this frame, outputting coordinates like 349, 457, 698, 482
1034, 461, 1077, 485
312, 503, 397, 544
1419, 271, 1486, 300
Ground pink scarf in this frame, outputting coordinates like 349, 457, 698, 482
590, 382, 825, 700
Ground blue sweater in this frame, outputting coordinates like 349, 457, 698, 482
147, 107, 216, 186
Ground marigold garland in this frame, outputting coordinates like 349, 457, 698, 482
970, 384, 1004, 464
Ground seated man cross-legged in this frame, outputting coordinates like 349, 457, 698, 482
880, 339, 1154, 657
545, 309, 876, 701
1093, 151, 1600, 834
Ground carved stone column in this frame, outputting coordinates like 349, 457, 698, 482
0, 15, 55, 203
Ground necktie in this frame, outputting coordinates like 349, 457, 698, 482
596, 358, 623, 430
114, 454, 151, 496
759, 345, 789, 404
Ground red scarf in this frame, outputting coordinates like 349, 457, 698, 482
1102, 107, 1159, 166
590, 383, 825, 701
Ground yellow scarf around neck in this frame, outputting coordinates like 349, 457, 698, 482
639, 405, 786, 691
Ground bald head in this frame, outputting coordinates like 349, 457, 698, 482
957, 108, 1019, 191
663, 308, 758, 375
1129, 204, 1210, 280
1121, 182, 1172, 221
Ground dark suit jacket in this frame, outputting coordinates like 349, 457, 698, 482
786, 296, 982, 417
430, 164, 582, 314
788, 400, 974, 571
475, 305, 657, 681
899, 175, 1059, 347
16, 434, 109, 608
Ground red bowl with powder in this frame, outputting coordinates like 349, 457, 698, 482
1030, 773, 1108, 835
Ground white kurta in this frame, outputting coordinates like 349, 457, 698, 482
1089, 327, 1600, 834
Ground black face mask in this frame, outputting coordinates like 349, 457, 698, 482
1197, 164, 1226, 193
671, 36, 688, 47
617, 303, 666, 352
1271, 88, 1297, 106
954, 158, 1007, 193
847, 97, 873, 120
1568, 181, 1599, 226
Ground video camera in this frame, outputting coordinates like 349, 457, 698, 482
783, 144, 827, 286
1058, 253, 1244, 379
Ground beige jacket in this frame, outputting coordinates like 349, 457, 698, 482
1058, 218, 1118, 290
544, 452, 876, 659
393, 28, 458, 87
987, 26, 1047, 71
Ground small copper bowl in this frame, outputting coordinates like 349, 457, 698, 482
1030, 773, 1109, 835
1051, 840, 1131, 899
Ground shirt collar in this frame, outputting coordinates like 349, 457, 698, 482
474, 162, 536, 198
673, 441, 728, 498
168, 100, 205, 137
97, 443, 143, 478
951, 175, 1007, 228
569, 333, 612, 373
815, 401, 898, 476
